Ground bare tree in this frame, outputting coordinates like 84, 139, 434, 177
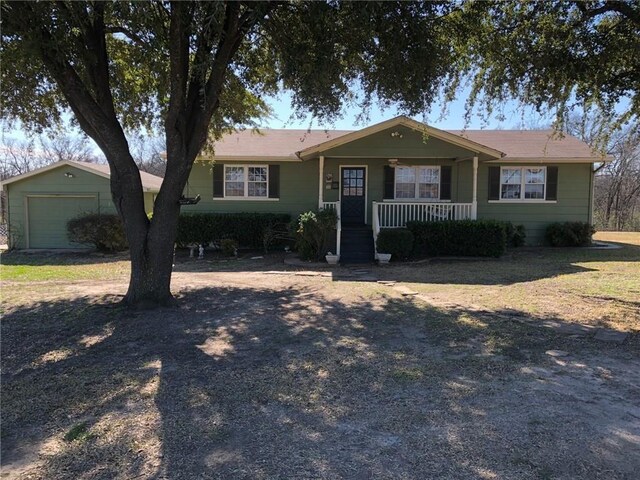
597, 127, 640, 230
128, 134, 166, 178
38, 134, 102, 165
0, 133, 102, 180
0, 138, 42, 179
565, 114, 640, 231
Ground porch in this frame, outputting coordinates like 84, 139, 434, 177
321, 200, 476, 261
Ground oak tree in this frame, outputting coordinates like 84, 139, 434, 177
2, 1, 638, 307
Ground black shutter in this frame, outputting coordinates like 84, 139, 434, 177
488, 166, 500, 201
546, 166, 558, 201
440, 165, 452, 200
213, 164, 224, 198
268, 165, 280, 198
383, 165, 395, 199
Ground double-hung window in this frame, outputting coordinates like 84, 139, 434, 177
224, 165, 268, 198
395, 166, 440, 200
500, 166, 546, 201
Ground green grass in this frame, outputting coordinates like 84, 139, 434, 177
0, 252, 130, 282
64, 422, 94, 443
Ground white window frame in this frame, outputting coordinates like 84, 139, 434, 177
223, 164, 270, 200
393, 165, 441, 201
493, 166, 554, 203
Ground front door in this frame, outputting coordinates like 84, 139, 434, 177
341, 167, 366, 225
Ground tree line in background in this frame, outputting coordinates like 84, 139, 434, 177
563, 115, 640, 232
0, 132, 166, 180
0, 132, 166, 223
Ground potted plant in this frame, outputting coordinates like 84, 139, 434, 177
325, 252, 339, 265
377, 253, 392, 264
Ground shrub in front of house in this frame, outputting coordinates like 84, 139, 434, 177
176, 212, 291, 250
407, 220, 507, 258
67, 213, 128, 252
375, 229, 414, 260
504, 222, 526, 247
545, 221, 595, 247
293, 209, 338, 261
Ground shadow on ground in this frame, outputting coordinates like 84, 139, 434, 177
2, 282, 639, 479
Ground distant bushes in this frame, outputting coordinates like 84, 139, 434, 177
176, 212, 290, 251
293, 209, 338, 261
406, 220, 508, 258
545, 221, 595, 246
375, 228, 414, 260
67, 213, 127, 252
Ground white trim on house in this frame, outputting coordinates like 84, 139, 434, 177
488, 200, 557, 204
222, 164, 270, 200
498, 166, 548, 202
297, 116, 505, 160
486, 156, 612, 164
393, 165, 442, 201
203, 155, 301, 163
339, 165, 368, 224
211, 198, 279, 202
318, 155, 325, 209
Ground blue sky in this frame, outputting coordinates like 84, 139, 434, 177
261, 88, 553, 131
1, 85, 556, 153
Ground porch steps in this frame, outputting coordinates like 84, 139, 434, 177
340, 225, 375, 264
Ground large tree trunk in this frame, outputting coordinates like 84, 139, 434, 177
124, 220, 178, 308
108, 144, 190, 308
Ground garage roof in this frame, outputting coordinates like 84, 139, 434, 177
1, 160, 164, 192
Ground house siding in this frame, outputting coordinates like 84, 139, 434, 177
5, 164, 156, 249
323, 157, 465, 225
182, 136, 594, 247
6, 165, 115, 248
477, 163, 592, 245
182, 161, 319, 217
321, 124, 482, 159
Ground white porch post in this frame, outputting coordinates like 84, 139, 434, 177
318, 155, 325, 209
472, 155, 478, 219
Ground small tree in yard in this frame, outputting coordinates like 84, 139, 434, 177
2, 1, 638, 308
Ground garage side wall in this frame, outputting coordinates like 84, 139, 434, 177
5, 165, 117, 249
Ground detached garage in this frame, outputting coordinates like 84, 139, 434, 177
1, 161, 162, 249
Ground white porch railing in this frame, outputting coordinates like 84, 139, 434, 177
372, 202, 474, 256
321, 201, 341, 257
321, 201, 338, 212
374, 202, 473, 228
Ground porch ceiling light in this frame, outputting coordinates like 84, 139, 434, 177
388, 158, 398, 165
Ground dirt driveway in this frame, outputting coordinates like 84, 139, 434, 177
1, 243, 639, 479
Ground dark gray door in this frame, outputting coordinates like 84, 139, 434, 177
341, 167, 366, 225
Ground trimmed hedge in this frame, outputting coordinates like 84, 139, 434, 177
376, 228, 414, 260
176, 213, 291, 250
545, 221, 595, 247
407, 220, 507, 257
67, 213, 128, 252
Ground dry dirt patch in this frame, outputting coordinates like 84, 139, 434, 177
1, 249, 639, 479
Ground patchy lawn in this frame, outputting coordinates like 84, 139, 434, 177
1, 237, 639, 479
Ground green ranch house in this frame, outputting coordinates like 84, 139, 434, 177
185, 116, 608, 262
2, 117, 608, 260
